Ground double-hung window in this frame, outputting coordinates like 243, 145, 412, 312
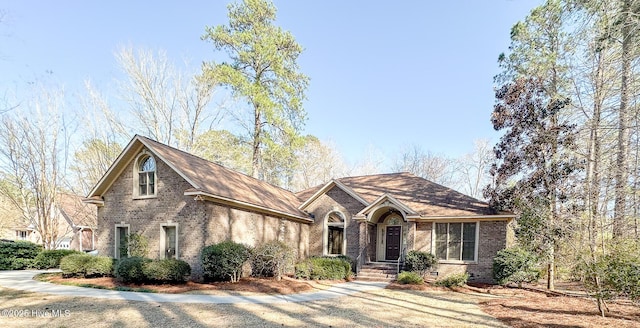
435, 222, 477, 261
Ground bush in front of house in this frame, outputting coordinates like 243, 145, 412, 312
0, 241, 42, 270
201, 240, 251, 283
0, 257, 34, 270
126, 232, 150, 258
115, 257, 151, 283
295, 256, 352, 280
404, 250, 437, 277
60, 254, 114, 278
492, 246, 540, 286
33, 249, 83, 269
250, 240, 296, 280
397, 271, 424, 285
142, 259, 191, 283
435, 272, 469, 287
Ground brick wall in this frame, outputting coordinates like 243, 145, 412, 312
303, 186, 366, 259
412, 220, 509, 283
97, 147, 310, 280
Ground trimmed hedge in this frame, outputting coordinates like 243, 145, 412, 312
397, 271, 424, 284
0, 257, 34, 270
201, 241, 250, 282
435, 272, 469, 287
295, 257, 352, 280
34, 250, 83, 269
251, 241, 296, 280
143, 259, 191, 283
0, 241, 42, 270
60, 254, 114, 278
115, 257, 151, 283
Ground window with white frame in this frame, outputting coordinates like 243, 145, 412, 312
435, 222, 477, 261
136, 154, 156, 197
161, 224, 178, 259
115, 225, 129, 259
326, 212, 345, 255
16, 230, 29, 240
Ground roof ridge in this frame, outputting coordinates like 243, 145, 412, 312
138, 136, 297, 194
337, 171, 410, 180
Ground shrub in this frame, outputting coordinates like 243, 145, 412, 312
583, 241, 640, 301
493, 247, 540, 286
60, 254, 114, 278
0, 241, 42, 259
201, 241, 250, 282
86, 256, 116, 278
115, 257, 150, 283
0, 241, 42, 270
33, 250, 83, 269
435, 272, 469, 287
404, 251, 437, 276
118, 232, 149, 258
295, 257, 352, 280
2, 258, 35, 270
251, 241, 297, 280
143, 259, 191, 283
127, 233, 150, 258
397, 271, 424, 284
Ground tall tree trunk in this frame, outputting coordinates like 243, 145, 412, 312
251, 105, 262, 178
613, 0, 632, 238
588, 49, 604, 248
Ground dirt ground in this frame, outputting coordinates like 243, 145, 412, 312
389, 282, 640, 328
2, 275, 639, 327
480, 293, 640, 328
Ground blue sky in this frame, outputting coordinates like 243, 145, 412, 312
0, 0, 542, 166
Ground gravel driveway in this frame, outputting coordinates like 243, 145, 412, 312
0, 286, 506, 327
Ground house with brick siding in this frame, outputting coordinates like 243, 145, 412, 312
85, 135, 514, 282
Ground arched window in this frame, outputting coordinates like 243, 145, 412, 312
326, 212, 345, 255
137, 155, 156, 196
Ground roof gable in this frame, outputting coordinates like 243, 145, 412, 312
299, 172, 513, 219
297, 179, 369, 211
356, 193, 418, 218
57, 193, 97, 228
87, 135, 197, 198
339, 172, 510, 217
87, 135, 309, 221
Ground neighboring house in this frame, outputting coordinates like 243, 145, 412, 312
57, 193, 98, 251
85, 135, 515, 282
0, 193, 97, 251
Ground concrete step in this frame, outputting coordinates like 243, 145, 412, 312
356, 262, 399, 281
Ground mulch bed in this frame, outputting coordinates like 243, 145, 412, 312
480, 294, 640, 328
41, 274, 323, 294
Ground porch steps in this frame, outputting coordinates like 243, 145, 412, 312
356, 262, 398, 281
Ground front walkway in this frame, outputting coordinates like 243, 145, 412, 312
0, 270, 388, 304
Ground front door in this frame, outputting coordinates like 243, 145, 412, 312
385, 226, 401, 260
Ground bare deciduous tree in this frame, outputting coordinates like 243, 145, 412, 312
392, 144, 457, 188
291, 136, 349, 190
115, 46, 219, 150
456, 139, 494, 199
0, 88, 72, 249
